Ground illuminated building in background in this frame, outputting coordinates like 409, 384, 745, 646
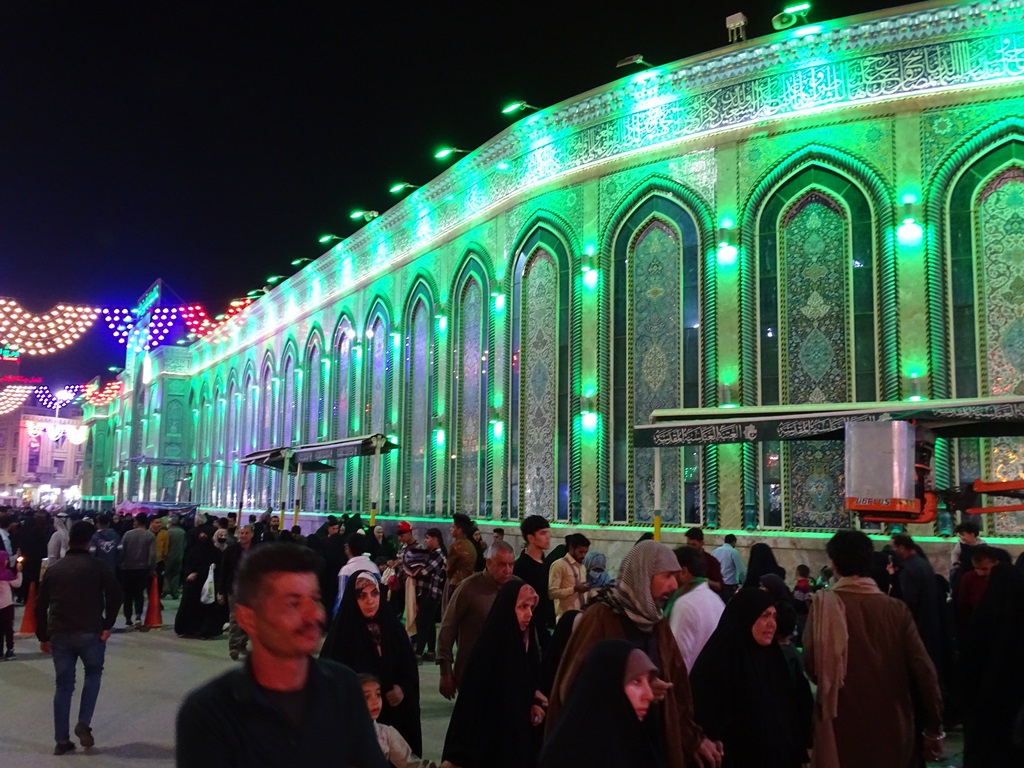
92, 2, 1024, 555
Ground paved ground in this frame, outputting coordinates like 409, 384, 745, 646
1, 600, 964, 767
0, 599, 454, 767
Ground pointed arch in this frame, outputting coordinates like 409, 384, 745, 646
927, 123, 1024, 535
603, 178, 718, 527
450, 252, 493, 518
508, 213, 580, 522
331, 312, 358, 513
400, 278, 437, 516
739, 147, 891, 531
362, 298, 394, 515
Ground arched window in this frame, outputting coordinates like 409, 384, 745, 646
259, 358, 278, 508
334, 318, 357, 513
363, 307, 392, 515
612, 196, 703, 525
510, 228, 572, 522
304, 338, 327, 511
756, 167, 878, 529
947, 142, 1024, 534
453, 265, 490, 518
403, 294, 434, 516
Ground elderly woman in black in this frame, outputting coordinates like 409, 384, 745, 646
321, 571, 422, 755
441, 580, 543, 768
689, 588, 811, 768
539, 638, 665, 768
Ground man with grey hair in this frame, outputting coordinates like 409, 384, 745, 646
437, 539, 517, 699
548, 539, 723, 768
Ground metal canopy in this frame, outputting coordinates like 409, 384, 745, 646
633, 397, 1024, 448
240, 433, 399, 472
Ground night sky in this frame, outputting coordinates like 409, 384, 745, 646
1, 0, 900, 387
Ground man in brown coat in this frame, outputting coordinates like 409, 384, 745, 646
805, 530, 944, 768
547, 540, 723, 768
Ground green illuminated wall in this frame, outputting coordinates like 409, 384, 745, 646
106, 1, 1024, 537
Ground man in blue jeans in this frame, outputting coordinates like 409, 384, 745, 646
35, 520, 123, 755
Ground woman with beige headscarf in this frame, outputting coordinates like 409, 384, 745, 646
546, 539, 723, 768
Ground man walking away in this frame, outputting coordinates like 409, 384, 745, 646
119, 513, 156, 630
164, 515, 186, 599
176, 544, 386, 767
805, 530, 944, 766
35, 520, 123, 755
711, 534, 746, 602
90, 514, 121, 575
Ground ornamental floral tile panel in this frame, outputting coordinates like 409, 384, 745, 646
459, 280, 483, 516
739, 120, 893, 202
780, 193, 850, 528
521, 251, 558, 519
978, 167, 1024, 533
921, 97, 1024, 174
369, 317, 387, 499
408, 302, 429, 516
632, 221, 682, 524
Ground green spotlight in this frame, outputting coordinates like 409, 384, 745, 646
783, 2, 810, 13
501, 101, 537, 115
266, 275, 284, 284
389, 182, 418, 194
318, 234, 342, 243
434, 147, 466, 160
291, 258, 312, 267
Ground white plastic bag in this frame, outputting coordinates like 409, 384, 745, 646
200, 564, 216, 605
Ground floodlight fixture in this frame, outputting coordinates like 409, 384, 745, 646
501, 101, 539, 115
389, 182, 420, 194
349, 209, 380, 222
616, 54, 654, 69
434, 147, 468, 160
266, 274, 286, 284
318, 234, 343, 243
773, 2, 811, 30
291, 257, 313, 267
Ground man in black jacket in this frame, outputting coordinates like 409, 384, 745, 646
176, 543, 385, 767
217, 525, 254, 660
36, 520, 123, 756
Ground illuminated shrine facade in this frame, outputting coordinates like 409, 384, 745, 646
84, 0, 1024, 541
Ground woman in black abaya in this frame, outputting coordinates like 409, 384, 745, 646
743, 542, 786, 589
689, 588, 811, 768
538, 639, 665, 768
442, 580, 543, 768
174, 526, 224, 638
320, 571, 422, 755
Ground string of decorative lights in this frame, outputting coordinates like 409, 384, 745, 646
0, 385, 36, 416
1, 296, 257, 355
0, 300, 100, 356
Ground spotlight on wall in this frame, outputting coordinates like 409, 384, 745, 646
772, 2, 810, 30
616, 54, 654, 69
501, 101, 539, 115
318, 234, 343, 244
389, 182, 420, 194
434, 147, 468, 160
349, 210, 379, 222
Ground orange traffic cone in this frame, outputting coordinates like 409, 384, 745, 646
144, 574, 162, 628
19, 581, 37, 634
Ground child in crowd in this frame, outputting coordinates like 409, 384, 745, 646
0, 551, 24, 659
360, 673, 437, 768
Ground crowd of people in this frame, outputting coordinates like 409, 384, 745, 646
7, 502, 1024, 766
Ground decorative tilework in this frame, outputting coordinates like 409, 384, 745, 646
632, 222, 682, 525
978, 168, 1024, 533
521, 251, 558, 518
459, 280, 483, 516
409, 303, 429, 515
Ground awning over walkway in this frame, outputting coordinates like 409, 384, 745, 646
240, 433, 399, 472
633, 397, 1024, 448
